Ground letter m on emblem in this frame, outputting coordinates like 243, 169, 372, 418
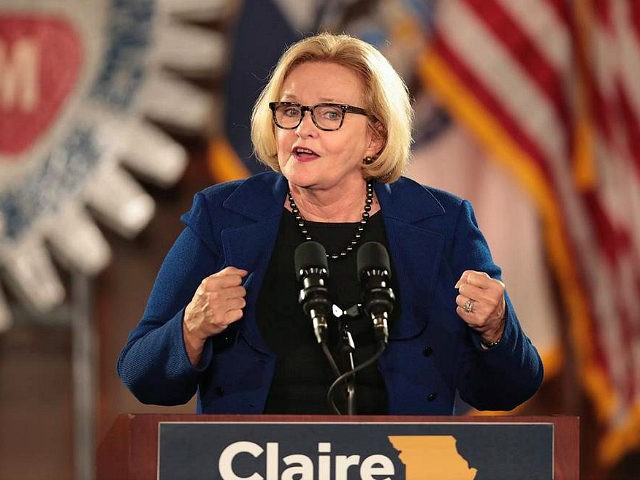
0, 38, 39, 112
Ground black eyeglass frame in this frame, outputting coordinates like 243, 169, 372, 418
268, 101, 372, 131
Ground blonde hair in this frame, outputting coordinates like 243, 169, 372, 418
251, 32, 413, 183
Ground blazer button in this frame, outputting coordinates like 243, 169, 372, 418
427, 392, 438, 402
422, 346, 433, 357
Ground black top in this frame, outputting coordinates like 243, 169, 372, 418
256, 209, 400, 414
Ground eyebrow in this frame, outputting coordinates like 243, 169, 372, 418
279, 94, 347, 104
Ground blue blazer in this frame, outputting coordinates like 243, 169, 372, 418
118, 172, 543, 414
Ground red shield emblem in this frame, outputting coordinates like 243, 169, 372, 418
0, 15, 82, 156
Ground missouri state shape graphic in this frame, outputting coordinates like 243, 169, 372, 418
388, 436, 477, 480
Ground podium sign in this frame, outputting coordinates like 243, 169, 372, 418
97, 415, 578, 480
159, 421, 553, 480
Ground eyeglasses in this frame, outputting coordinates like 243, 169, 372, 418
269, 102, 371, 131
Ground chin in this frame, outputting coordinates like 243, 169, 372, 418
288, 178, 317, 190
282, 168, 318, 189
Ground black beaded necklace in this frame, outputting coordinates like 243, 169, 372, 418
287, 181, 374, 260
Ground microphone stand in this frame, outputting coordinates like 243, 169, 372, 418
327, 303, 389, 415
337, 317, 356, 415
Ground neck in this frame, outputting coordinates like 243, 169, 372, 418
288, 180, 376, 260
288, 180, 377, 222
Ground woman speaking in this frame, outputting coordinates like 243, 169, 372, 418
118, 33, 543, 415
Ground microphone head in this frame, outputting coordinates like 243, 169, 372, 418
357, 241, 391, 280
294, 241, 328, 281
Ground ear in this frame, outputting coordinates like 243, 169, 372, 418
365, 121, 386, 158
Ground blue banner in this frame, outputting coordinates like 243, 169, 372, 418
159, 420, 553, 479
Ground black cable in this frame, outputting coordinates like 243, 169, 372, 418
326, 341, 386, 415
321, 341, 342, 379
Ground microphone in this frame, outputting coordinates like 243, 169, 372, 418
357, 242, 395, 344
294, 241, 333, 344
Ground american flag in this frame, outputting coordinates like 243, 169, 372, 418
419, 0, 640, 466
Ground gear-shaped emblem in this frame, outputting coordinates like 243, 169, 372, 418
0, 0, 233, 330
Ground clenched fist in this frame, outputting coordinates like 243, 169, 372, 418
183, 266, 248, 364
455, 270, 506, 347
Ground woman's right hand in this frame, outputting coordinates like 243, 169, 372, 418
183, 266, 248, 365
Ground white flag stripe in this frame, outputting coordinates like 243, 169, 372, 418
440, 2, 572, 179
611, 2, 640, 116
591, 22, 618, 101
589, 260, 627, 404
594, 135, 640, 258
497, 0, 570, 70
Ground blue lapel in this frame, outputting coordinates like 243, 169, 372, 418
219, 172, 288, 353
376, 178, 448, 339
220, 172, 287, 269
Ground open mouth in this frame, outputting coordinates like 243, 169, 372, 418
292, 146, 319, 160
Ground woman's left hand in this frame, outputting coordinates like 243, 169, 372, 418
455, 270, 506, 345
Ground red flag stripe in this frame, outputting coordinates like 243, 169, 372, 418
583, 193, 638, 401
615, 83, 640, 175
434, 3, 573, 167
464, 0, 573, 135
631, 1, 640, 44
431, 35, 561, 188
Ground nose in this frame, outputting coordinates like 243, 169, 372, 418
295, 109, 317, 136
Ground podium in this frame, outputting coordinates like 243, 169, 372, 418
97, 414, 578, 479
